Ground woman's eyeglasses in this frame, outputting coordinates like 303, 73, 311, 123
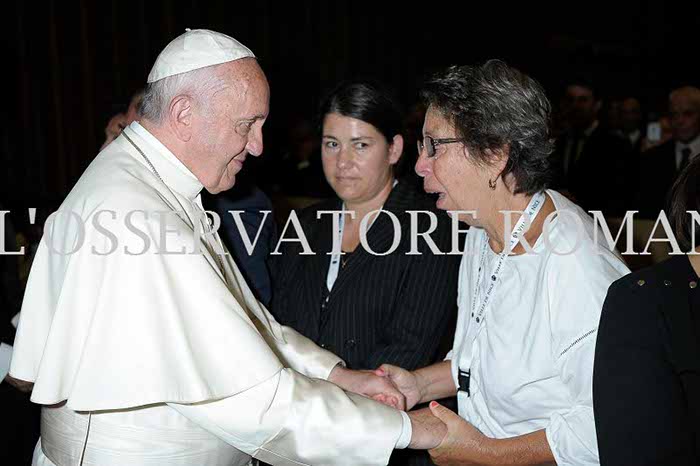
417, 136, 465, 158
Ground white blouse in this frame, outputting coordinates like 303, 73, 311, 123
448, 190, 629, 465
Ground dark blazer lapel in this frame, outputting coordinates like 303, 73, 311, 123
282, 199, 340, 335
307, 200, 340, 295
329, 182, 413, 300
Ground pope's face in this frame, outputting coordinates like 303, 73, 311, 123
194, 60, 269, 194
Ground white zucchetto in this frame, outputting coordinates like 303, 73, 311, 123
147, 28, 255, 83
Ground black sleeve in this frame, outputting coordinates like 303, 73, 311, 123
0, 213, 21, 345
593, 282, 696, 465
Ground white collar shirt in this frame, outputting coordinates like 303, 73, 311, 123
448, 190, 629, 465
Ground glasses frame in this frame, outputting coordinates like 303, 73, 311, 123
417, 136, 466, 158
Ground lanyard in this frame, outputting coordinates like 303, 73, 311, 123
458, 191, 546, 394
325, 180, 398, 293
325, 203, 348, 293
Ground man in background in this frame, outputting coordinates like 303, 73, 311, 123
637, 86, 700, 218
552, 78, 632, 216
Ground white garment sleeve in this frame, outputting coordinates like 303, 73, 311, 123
543, 249, 617, 466
240, 288, 344, 381
0, 343, 12, 381
267, 322, 345, 380
396, 411, 412, 449
545, 339, 598, 466
169, 368, 405, 466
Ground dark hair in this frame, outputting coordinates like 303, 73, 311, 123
319, 81, 403, 144
421, 60, 554, 195
669, 156, 700, 251
566, 74, 599, 100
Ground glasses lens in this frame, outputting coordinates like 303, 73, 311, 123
425, 136, 435, 157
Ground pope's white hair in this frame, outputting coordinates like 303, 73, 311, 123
139, 66, 224, 123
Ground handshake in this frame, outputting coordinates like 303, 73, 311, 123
328, 363, 451, 451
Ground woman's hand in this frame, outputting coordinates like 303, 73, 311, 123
427, 401, 492, 466
375, 364, 423, 410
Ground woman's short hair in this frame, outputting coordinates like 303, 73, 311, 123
318, 81, 403, 144
669, 155, 700, 251
421, 60, 554, 195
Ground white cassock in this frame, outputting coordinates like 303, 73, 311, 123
10, 122, 408, 466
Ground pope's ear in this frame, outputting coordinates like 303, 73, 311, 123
168, 95, 193, 142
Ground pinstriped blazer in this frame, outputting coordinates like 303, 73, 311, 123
269, 180, 461, 371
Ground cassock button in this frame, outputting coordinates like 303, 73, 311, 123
664, 280, 672, 287
475, 317, 480, 323
345, 339, 356, 348
690, 281, 698, 289
637, 279, 646, 286
320, 343, 327, 349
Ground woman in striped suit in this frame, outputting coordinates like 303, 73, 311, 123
270, 81, 461, 465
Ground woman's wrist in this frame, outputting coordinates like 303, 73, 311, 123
414, 361, 455, 404
413, 369, 430, 404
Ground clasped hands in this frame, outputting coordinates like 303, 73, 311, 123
330, 363, 491, 464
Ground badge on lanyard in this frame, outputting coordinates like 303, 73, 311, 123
457, 192, 546, 397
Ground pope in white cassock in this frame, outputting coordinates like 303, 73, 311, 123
9, 29, 444, 465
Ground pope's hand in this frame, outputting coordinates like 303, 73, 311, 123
328, 365, 406, 410
375, 364, 422, 410
408, 407, 447, 449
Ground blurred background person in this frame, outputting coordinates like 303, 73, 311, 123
275, 116, 333, 199
100, 89, 144, 150
202, 178, 277, 307
619, 96, 644, 154
1, 206, 22, 384
0, 205, 39, 465
551, 77, 632, 216
270, 80, 460, 466
594, 154, 700, 465
637, 86, 700, 219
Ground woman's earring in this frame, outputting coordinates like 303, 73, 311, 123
488, 178, 497, 190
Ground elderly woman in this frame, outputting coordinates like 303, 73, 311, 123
594, 156, 700, 465
378, 60, 629, 465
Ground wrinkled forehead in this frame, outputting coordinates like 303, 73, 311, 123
218, 60, 270, 116
422, 106, 456, 136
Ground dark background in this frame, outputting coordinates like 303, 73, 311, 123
2, 0, 699, 210
1, 2, 698, 462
